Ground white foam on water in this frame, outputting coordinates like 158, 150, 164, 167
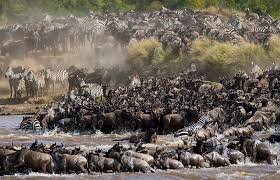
216, 171, 257, 180
8, 172, 95, 178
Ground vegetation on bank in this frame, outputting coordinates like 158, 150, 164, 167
0, 0, 280, 23
190, 35, 280, 75
127, 38, 185, 75
127, 35, 280, 77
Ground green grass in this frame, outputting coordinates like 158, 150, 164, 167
189, 36, 280, 76
1, 0, 280, 23
127, 37, 186, 75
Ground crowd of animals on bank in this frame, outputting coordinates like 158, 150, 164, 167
19, 62, 280, 134
3, 63, 276, 175
0, 7, 280, 59
2, 64, 118, 99
3, 65, 69, 99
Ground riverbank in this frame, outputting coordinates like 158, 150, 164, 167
0, 104, 39, 115
0, 93, 64, 115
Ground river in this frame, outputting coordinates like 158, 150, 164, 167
1, 115, 280, 180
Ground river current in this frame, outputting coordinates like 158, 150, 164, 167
1, 115, 280, 180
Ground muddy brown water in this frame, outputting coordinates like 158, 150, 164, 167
1, 115, 280, 180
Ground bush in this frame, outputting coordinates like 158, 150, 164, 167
269, 35, 280, 63
127, 38, 164, 70
127, 37, 186, 75
204, 6, 245, 18
190, 38, 268, 76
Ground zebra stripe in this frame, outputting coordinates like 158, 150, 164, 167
45, 68, 68, 83
5, 67, 25, 98
175, 113, 212, 137
225, 28, 239, 35
20, 117, 41, 131
88, 19, 106, 35
80, 81, 103, 98
250, 25, 269, 33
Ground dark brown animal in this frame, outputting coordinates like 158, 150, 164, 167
162, 114, 184, 133
156, 156, 184, 169
254, 141, 278, 164
121, 151, 155, 173
4, 149, 54, 173
88, 153, 121, 172
53, 153, 88, 173
204, 152, 230, 167
178, 150, 207, 168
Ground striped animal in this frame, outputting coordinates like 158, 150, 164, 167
20, 116, 42, 131
36, 70, 46, 96
250, 25, 270, 33
175, 113, 212, 137
22, 68, 38, 97
80, 80, 104, 99
44, 68, 68, 93
5, 67, 25, 99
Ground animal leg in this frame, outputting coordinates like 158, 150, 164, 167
252, 150, 257, 163
48, 161, 54, 174
10, 83, 13, 98
41, 162, 48, 173
79, 164, 87, 174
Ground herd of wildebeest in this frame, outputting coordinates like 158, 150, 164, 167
0, 62, 280, 175
1, 7, 280, 176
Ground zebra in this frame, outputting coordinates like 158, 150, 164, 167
174, 113, 212, 137
5, 67, 25, 99
44, 68, 68, 93
20, 116, 41, 132
250, 25, 270, 33
36, 70, 46, 96
87, 18, 106, 48
80, 80, 105, 102
22, 68, 38, 97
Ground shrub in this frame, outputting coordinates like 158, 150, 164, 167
204, 6, 245, 18
127, 38, 164, 70
269, 35, 280, 63
127, 37, 186, 75
190, 38, 268, 75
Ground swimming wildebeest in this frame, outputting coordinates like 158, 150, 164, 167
177, 150, 207, 168
204, 151, 230, 167
52, 152, 88, 173
121, 151, 155, 173
3, 148, 53, 173
88, 153, 121, 172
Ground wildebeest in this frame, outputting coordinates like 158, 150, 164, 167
121, 151, 155, 173
3, 148, 53, 173
177, 150, 207, 168
88, 153, 121, 172
244, 111, 273, 130
204, 151, 230, 167
52, 152, 88, 173
155, 155, 184, 169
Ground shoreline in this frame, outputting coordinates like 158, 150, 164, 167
0, 104, 40, 115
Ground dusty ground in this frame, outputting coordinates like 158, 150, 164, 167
0, 45, 122, 115
0, 104, 40, 115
